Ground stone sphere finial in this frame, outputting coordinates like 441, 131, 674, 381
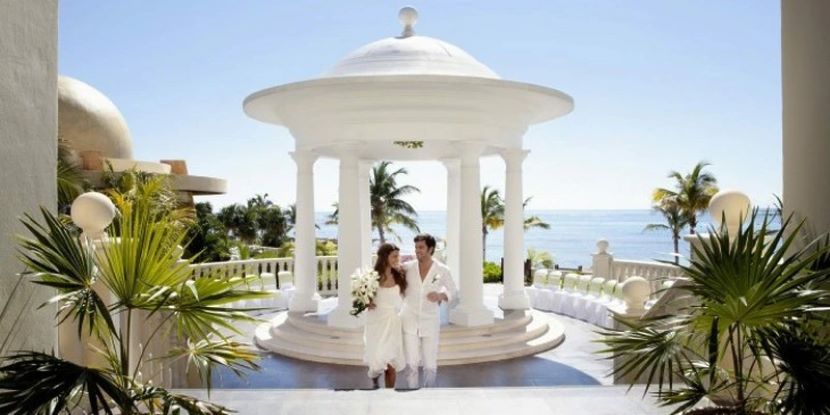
399, 6, 418, 37
71, 192, 116, 240
621, 276, 650, 313
708, 190, 751, 236
596, 238, 609, 254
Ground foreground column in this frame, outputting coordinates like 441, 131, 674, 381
499, 148, 530, 310
441, 158, 461, 290
782, 0, 830, 236
359, 160, 373, 268
328, 146, 364, 328
289, 151, 321, 312
450, 142, 494, 326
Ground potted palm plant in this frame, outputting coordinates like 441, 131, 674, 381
0, 181, 272, 413
599, 211, 830, 414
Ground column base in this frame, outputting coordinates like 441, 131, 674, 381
498, 289, 530, 310
449, 304, 494, 327
326, 304, 366, 328
288, 292, 321, 313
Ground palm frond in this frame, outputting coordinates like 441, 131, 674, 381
0, 351, 131, 415
132, 386, 234, 415
167, 337, 260, 391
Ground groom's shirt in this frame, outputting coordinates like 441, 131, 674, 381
400, 259, 457, 338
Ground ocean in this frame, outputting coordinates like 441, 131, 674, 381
313, 210, 728, 268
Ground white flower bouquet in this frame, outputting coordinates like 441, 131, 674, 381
349, 268, 380, 316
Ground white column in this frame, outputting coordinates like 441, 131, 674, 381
359, 160, 373, 268
783, 0, 830, 236
328, 146, 364, 328
449, 142, 494, 326
441, 158, 461, 290
499, 149, 530, 310
289, 151, 320, 312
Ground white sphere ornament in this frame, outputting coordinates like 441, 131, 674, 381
596, 238, 609, 254
708, 190, 751, 236
70, 192, 116, 239
621, 276, 650, 313
398, 6, 418, 37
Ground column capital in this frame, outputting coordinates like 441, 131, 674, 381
290, 150, 318, 166
440, 158, 461, 171
455, 141, 487, 164
332, 141, 362, 159
500, 148, 530, 165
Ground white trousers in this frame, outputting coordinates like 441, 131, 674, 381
403, 332, 438, 387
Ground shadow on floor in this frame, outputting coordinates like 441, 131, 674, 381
212, 353, 602, 390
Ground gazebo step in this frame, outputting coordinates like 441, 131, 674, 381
255, 310, 565, 366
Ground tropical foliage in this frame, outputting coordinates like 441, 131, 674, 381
186, 202, 232, 262
480, 186, 551, 260
644, 196, 689, 264
327, 161, 421, 244
56, 138, 87, 214
652, 161, 719, 235
0, 187, 270, 413
599, 211, 830, 414
213, 194, 294, 250
527, 247, 555, 269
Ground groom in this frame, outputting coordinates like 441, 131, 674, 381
400, 233, 457, 388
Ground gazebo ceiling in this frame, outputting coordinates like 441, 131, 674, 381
243, 7, 574, 161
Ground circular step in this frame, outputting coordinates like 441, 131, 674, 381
254, 310, 565, 366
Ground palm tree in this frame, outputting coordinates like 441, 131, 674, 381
643, 196, 688, 264
328, 162, 420, 244
370, 161, 420, 243
523, 197, 551, 232
481, 189, 551, 260
600, 212, 830, 414
481, 186, 505, 259
4, 188, 269, 413
653, 161, 719, 234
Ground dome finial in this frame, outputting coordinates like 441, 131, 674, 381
398, 6, 418, 37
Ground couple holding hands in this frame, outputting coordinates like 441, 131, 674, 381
363, 233, 457, 389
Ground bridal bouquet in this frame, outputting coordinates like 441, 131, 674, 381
349, 268, 380, 316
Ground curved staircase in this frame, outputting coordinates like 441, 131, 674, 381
254, 310, 565, 366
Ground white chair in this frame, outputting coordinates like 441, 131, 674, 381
278, 271, 295, 290
256, 272, 284, 310
552, 273, 578, 314
568, 275, 593, 320
532, 269, 548, 288
580, 277, 606, 323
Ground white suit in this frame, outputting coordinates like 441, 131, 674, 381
400, 259, 456, 387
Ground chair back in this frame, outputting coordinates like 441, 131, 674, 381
575, 275, 592, 294
278, 271, 294, 289
532, 269, 549, 287
548, 271, 563, 290
602, 279, 618, 299
588, 277, 605, 296
562, 273, 579, 292
260, 272, 277, 290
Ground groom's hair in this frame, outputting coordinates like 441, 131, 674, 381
413, 233, 436, 255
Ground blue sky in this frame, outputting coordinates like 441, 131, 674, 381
58, 1, 781, 211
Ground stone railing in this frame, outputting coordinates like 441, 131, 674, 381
590, 239, 682, 297
189, 256, 340, 296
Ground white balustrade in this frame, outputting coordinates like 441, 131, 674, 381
189, 256, 340, 296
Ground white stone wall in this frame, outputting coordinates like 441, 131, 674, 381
0, 0, 59, 351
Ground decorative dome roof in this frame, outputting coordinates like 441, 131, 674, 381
322, 7, 499, 79
58, 75, 133, 159
323, 35, 499, 79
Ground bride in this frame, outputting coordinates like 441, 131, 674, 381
364, 243, 407, 389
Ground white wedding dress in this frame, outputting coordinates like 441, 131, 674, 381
363, 285, 406, 378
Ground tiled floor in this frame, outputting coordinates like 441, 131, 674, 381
212, 285, 613, 389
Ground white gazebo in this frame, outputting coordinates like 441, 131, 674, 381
244, 7, 574, 329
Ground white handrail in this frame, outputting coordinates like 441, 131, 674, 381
188, 256, 341, 296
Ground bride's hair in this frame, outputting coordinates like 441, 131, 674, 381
374, 243, 407, 294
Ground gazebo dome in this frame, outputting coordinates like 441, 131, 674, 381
323, 35, 499, 79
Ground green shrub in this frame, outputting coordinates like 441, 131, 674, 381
483, 261, 502, 283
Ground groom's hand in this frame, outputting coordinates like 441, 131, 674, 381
427, 292, 444, 303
